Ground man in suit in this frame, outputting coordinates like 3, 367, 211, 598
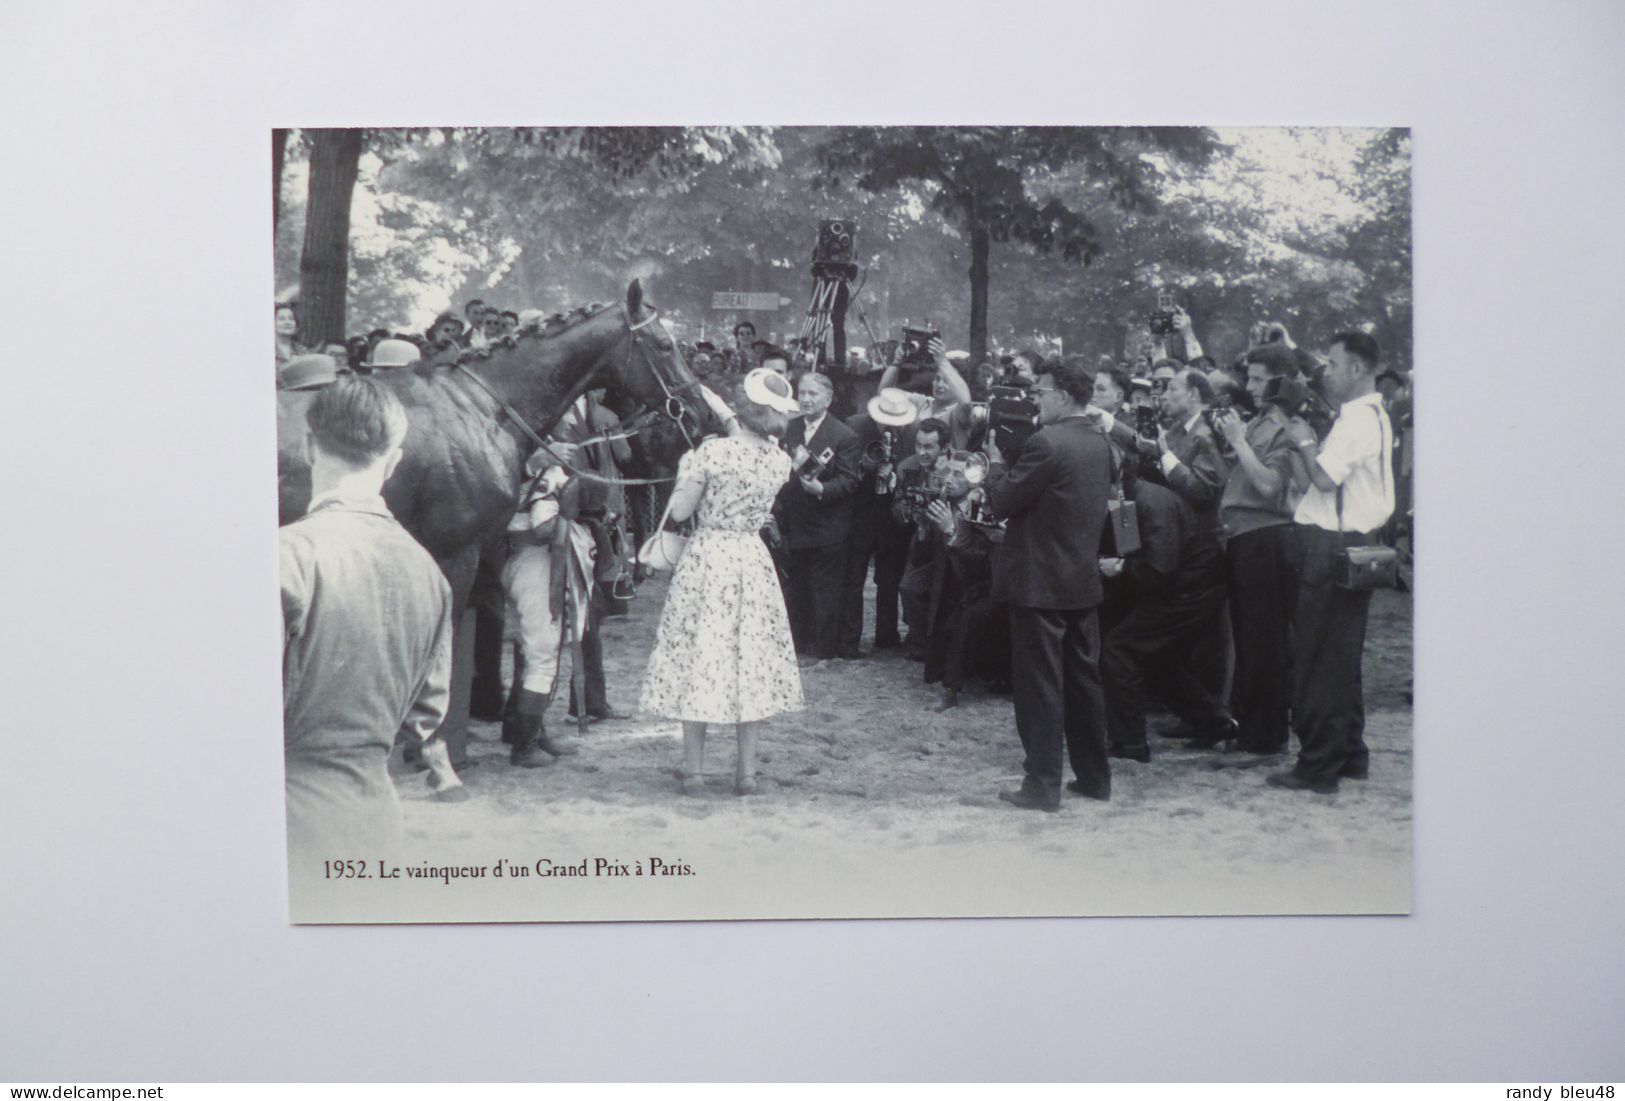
775, 370, 862, 663
1129, 367, 1233, 719
1099, 474, 1235, 762
1148, 367, 1228, 530
983, 360, 1114, 811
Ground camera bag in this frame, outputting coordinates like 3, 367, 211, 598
1104, 441, 1140, 557
1332, 405, 1398, 591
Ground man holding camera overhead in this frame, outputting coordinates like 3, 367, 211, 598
877, 336, 980, 451
1269, 331, 1395, 795
982, 360, 1114, 811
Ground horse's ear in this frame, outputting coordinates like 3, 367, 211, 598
626, 278, 643, 315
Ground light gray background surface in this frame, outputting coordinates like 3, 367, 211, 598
2, 0, 1621, 1081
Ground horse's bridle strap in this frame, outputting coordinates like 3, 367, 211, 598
452, 361, 677, 487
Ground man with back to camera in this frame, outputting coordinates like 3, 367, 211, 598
280, 377, 465, 871
1269, 330, 1395, 794
981, 360, 1114, 811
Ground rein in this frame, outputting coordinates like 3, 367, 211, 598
451, 303, 703, 488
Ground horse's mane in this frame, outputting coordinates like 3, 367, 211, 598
436, 301, 624, 370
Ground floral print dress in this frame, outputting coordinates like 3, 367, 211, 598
639, 434, 804, 724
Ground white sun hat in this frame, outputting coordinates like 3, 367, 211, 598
743, 367, 800, 414
866, 387, 920, 428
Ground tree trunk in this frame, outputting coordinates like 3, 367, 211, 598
968, 221, 991, 366
298, 128, 363, 348
272, 128, 289, 238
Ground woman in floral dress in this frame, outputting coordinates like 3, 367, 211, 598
640, 369, 804, 794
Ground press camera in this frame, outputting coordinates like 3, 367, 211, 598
1148, 291, 1179, 336
791, 444, 835, 480
897, 326, 941, 367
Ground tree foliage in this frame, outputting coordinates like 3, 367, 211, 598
811, 126, 1221, 362
274, 126, 1411, 373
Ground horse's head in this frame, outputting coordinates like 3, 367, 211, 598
595, 279, 717, 474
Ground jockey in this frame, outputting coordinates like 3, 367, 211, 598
500, 445, 596, 767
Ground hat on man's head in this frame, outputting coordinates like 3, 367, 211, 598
742, 367, 800, 414
363, 339, 423, 370
516, 308, 546, 329
280, 354, 339, 391
867, 387, 920, 428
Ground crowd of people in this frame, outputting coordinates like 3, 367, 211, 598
278, 286, 1414, 853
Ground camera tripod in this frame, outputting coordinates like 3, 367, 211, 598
795, 261, 859, 370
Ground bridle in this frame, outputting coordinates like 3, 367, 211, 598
451, 303, 705, 488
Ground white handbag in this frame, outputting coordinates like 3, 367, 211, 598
637, 490, 690, 571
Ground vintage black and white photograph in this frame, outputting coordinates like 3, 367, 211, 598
273, 125, 1414, 923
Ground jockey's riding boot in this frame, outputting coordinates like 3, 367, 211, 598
511, 713, 554, 768
530, 711, 579, 759
510, 689, 577, 766
500, 708, 522, 748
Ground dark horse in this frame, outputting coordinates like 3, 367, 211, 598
277, 279, 714, 768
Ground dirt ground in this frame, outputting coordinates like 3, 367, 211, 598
386, 574, 1414, 920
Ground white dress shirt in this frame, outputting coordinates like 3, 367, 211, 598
1293, 392, 1395, 533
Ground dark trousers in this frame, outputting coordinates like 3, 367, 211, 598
1008, 605, 1111, 798
785, 543, 847, 659
468, 549, 508, 721
1102, 581, 1230, 752
840, 505, 910, 652
924, 578, 1010, 690
899, 557, 932, 647
1292, 525, 1375, 782
1227, 524, 1299, 753
568, 593, 611, 716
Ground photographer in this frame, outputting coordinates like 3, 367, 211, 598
901, 452, 1008, 712
893, 417, 950, 658
1211, 344, 1313, 758
877, 336, 978, 450
1146, 368, 1228, 531
1164, 305, 1205, 364
774, 371, 862, 664
1099, 461, 1235, 762
1269, 331, 1395, 795
981, 360, 1114, 811
837, 389, 919, 656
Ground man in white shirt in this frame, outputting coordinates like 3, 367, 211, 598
1270, 331, 1396, 794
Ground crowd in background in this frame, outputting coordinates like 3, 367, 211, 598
279, 281, 1414, 834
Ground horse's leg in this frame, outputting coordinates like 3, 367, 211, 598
437, 546, 482, 772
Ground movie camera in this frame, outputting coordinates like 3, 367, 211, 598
864, 430, 899, 494
972, 381, 1042, 453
